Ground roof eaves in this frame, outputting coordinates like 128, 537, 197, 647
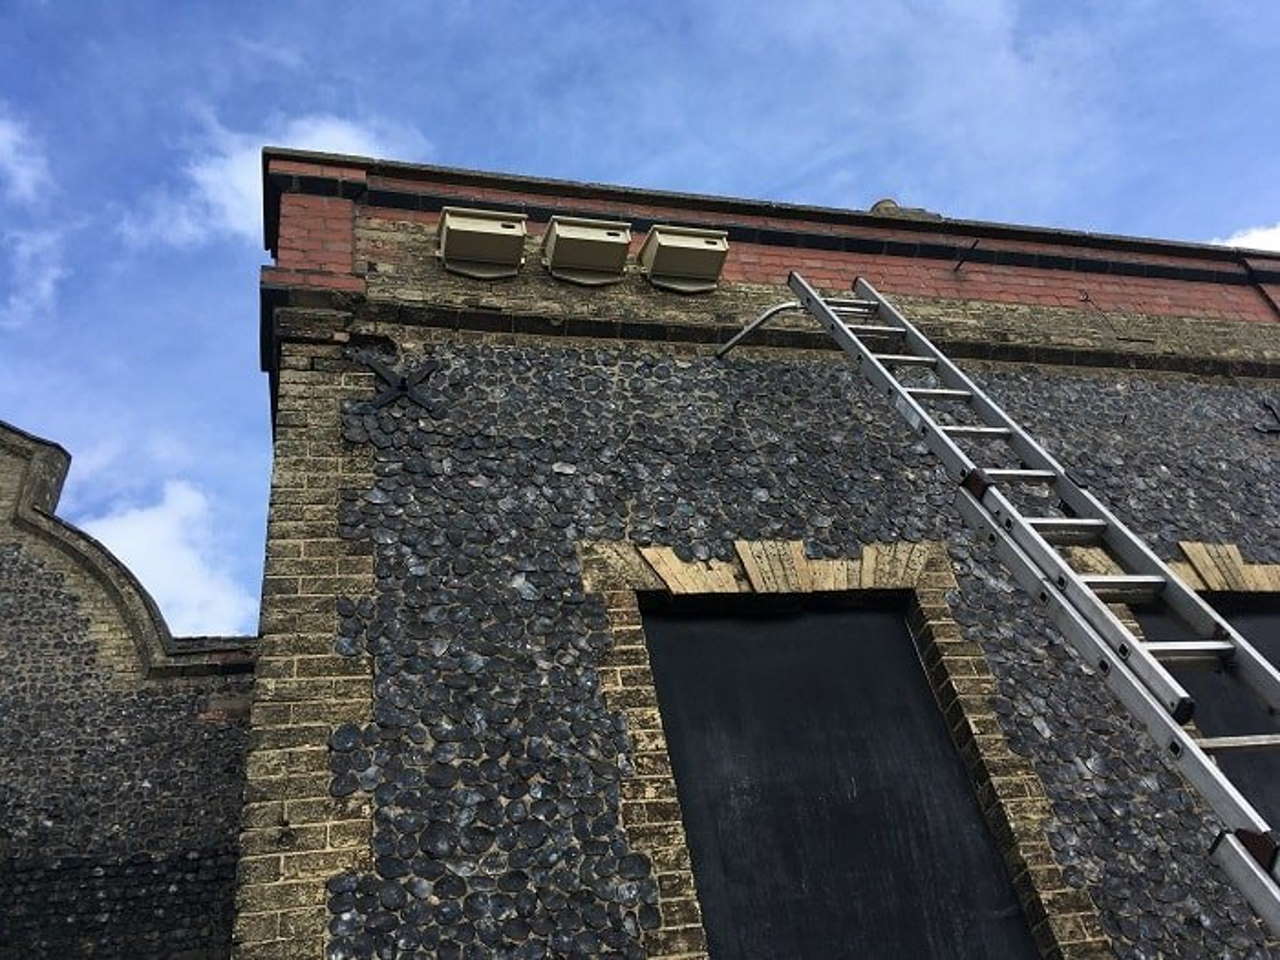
261, 147, 1280, 265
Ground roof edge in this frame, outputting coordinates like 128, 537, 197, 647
261, 146, 1280, 264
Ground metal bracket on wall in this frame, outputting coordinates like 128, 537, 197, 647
362, 356, 437, 410
952, 238, 980, 273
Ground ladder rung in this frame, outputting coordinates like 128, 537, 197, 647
844, 324, 905, 337
873, 353, 936, 367
984, 468, 1056, 484
781, 271, 1280, 934
1026, 517, 1107, 545
1080, 573, 1165, 602
941, 425, 1011, 437
1145, 640, 1236, 664
1197, 735, 1280, 754
827, 298, 879, 309
906, 387, 971, 400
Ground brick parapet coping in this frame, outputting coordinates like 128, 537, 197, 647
232, 340, 376, 959
578, 538, 1113, 960
260, 149, 1280, 274
258, 148, 1280, 330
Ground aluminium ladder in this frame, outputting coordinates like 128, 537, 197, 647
718, 271, 1280, 932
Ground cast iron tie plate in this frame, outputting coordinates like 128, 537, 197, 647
365, 356, 434, 410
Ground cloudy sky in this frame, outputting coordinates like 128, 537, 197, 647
2, 1, 1278, 635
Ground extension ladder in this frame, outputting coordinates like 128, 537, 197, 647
718, 271, 1280, 931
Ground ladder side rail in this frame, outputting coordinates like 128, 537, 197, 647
1216, 833, 1280, 932
788, 276, 980, 484
963, 487, 1280, 928
956, 489, 1272, 838
1056, 477, 1217, 632
979, 486, 1196, 720
1051, 477, 1280, 714
794, 272, 1207, 721
740, 273, 1280, 926
1196, 619, 1280, 714
849, 276, 1071, 477
842, 272, 1280, 717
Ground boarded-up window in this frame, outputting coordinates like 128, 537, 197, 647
640, 594, 1038, 960
1135, 596, 1280, 828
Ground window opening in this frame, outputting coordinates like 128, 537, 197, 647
639, 592, 1038, 960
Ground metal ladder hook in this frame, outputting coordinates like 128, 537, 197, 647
716, 301, 802, 359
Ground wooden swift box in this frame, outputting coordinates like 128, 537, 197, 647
437, 206, 528, 279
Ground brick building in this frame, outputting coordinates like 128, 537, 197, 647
4, 146, 1280, 958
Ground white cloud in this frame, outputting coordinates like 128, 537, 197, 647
1211, 223, 1280, 252
121, 112, 430, 247
232, 37, 306, 71
0, 107, 65, 329
490, 0, 1119, 223
68, 435, 127, 485
0, 227, 68, 329
0, 108, 51, 205
81, 480, 257, 636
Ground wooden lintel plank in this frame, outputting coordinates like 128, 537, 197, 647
901, 541, 930, 588
734, 540, 776, 593
859, 544, 879, 589
1180, 542, 1228, 591
639, 546, 694, 594
781, 541, 814, 593
1260, 565, 1280, 592
699, 559, 745, 593
810, 559, 839, 592
758, 539, 785, 593
1209, 543, 1249, 592
758, 541, 785, 592
1168, 560, 1206, 592
875, 542, 900, 586
1242, 556, 1271, 592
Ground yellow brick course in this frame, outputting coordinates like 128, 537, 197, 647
232, 339, 374, 959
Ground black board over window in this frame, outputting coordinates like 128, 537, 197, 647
1134, 595, 1280, 829
640, 594, 1038, 960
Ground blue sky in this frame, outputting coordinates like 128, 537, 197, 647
2, 1, 1278, 635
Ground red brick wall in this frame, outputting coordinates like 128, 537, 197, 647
718, 246, 1270, 320
263, 158, 1280, 325
275, 194, 356, 274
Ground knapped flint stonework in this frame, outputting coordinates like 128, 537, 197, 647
0, 421, 254, 959
0, 542, 252, 958
300, 326, 1280, 959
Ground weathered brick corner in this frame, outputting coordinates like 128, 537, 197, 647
231, 337, 376, 959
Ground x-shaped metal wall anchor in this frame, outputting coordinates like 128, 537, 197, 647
1257, 399, 1280, 435
364, 356, 435, 409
